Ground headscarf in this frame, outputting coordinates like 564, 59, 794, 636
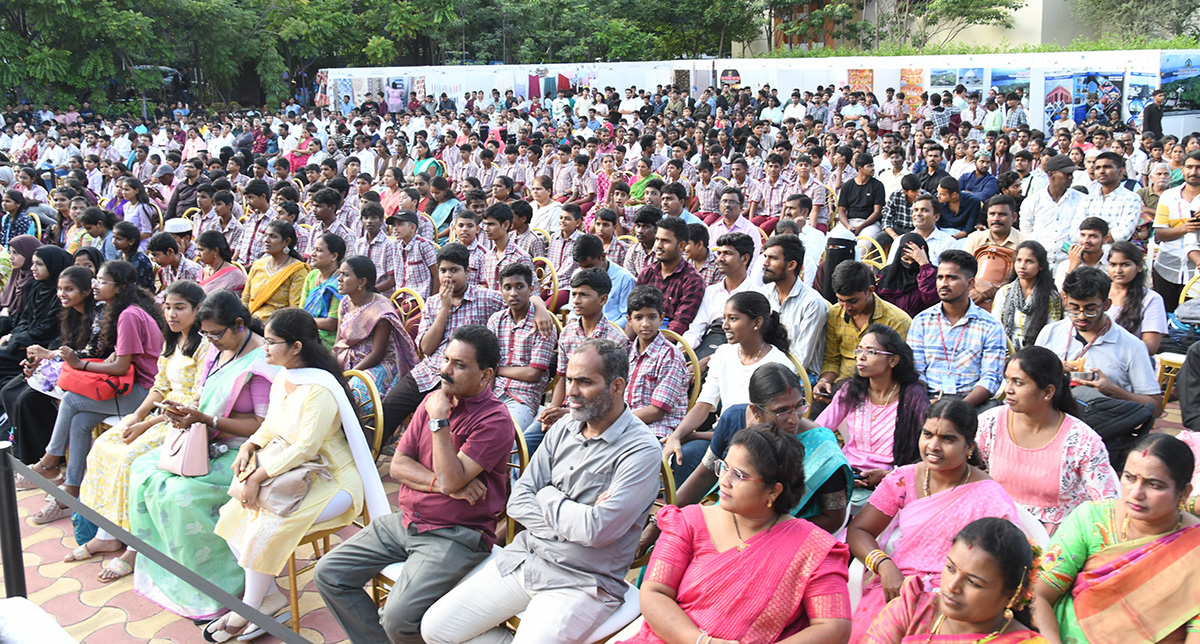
0, 235, 41, 314
73, 246, 105, 274
0, 167, 13, 190
877, 233, 928, 293
25, 246, 73, 315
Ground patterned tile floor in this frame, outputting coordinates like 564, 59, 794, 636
1, 403, 1188, 643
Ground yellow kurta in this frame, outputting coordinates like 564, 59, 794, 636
213, 380, 364, 575
80, 342, 205, 530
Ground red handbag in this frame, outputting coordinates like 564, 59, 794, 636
57, 359, 135, 401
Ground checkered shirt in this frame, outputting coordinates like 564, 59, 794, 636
235, 207, 275, 265
548, 230, 581, 283
488, 308, 557, 410
396, 235, 438, 298
483, 239, 534, 291
353, 230, 398, 281
411, 285, 506, 391
626, 333, 689, 439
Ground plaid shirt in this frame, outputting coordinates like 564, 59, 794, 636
623, 242, 653, 277
553, 165, 575, 196
881, 190, 914, 231
316, 218, 356, 250
798, 176, 829, 227
636, 260, 706, 334
756, 176, 794, 219
605, 237, 629, 267
728, 176, 761, 214
337, 202, 361, 235
463, 240, 489, 286
194, 210, 244, 254
694, 176, 728, 214
236, 207, 275, 265
476, 163, 501, 196
1071, 185, 1142, 243
559, 316, 631, 371
822, 295, 912, 379
569, 170, 597, 200
411, 285, 505, 391
488, 307, 557, 410
1004, 105, 1028, 129
909, 301, 1007, 397
156, 257, 203, 301
691, 252, 721, 285
354, 230, 399, 282
500, 161, 527, 187
482, 239, 534, 290
396, 235, 438, 297
548, 230, 581, 283
626, 333, 689, 439
512, 227, 547, 258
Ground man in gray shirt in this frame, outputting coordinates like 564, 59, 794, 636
422, 338, 662, 644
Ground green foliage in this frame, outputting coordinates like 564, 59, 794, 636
1074, 0, 1200, 40
760, 33, 1200, 58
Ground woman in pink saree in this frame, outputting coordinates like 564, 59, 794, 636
195, 230, 246, 295
620, 424, 852, 644
847, 399, 1020, 644
864, 517, 1048, 644
333, 256, 418, 395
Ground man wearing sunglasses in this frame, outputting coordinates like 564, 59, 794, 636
1034, 266, 1161, 466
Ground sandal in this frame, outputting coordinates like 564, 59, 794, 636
203, 614, 251, 644
15, 467, 62, 490
30, 499, 70, 525
235, 593, 291, 642
98, 556, 134, 583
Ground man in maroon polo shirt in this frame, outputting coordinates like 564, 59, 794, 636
315, 325, 514, 644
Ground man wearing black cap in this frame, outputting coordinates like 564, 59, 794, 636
1018, 153, 1085, 263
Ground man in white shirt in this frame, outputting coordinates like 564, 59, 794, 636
877, 146, 908, 197
1019, 154, 1084, 264
781, 194, 823, 286
35, 136, 69, 178
684, 232, 760, 360
782, 92, 807, 122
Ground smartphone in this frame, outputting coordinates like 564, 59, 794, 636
1070, 371, 1097, 381
851, 468, 866, 481
1062, 241, 1072, 253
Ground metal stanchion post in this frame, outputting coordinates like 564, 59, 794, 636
0, 442, 26, 597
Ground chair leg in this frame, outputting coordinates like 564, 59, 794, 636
288, 554, 300, 634
1164, 373, 1178, 410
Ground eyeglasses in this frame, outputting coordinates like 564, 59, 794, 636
754, 401, 808, 421
198, 327, 229, 341
262, 338, 289, 346
92, 278, 115, 286
1064, 308, 1103, 319
854, 347, 896, 358
714, 460, 765, 486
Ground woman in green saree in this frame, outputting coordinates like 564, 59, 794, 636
1031, 433, 1200, 644
628, 157, 660, 203
128, 291, 278, 619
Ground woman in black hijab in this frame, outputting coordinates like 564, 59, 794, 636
0, 245, 73, 379
874, 232, 938, 317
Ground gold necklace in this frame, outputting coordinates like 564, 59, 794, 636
732, 513, 780, 552
923, 463, 971, 497
927, 612, 1011, 644
870, 382, 899, 421
1120, 513, 1183, 541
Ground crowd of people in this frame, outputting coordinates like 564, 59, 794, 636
1, 78, 1198, 644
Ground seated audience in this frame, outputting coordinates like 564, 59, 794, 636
195, 229, 246, 295
1053, 217, 1107, 290
683, 232, 758, 362
846, 399, 1021, 644
0, 242, 70, 380
977, 346, 1119, 535
908, 250, 1006, 408
241, 220, 307, 321
421, 339, 662, 644
1031, 434, 1199, 644
574, 233, 635, 328
1035, 266, 1161, 466
875, 233, 938, 317
758, 234, 828, 375
992, 240, 1061, 350
315, 325, 514, 644
625, 285, 690, 475
864, 518, 1043, 644
333, 255, 419, 394
624, 424, 852, 644
487, 263, 557, 430
1105, 241, 1166, 356
301, 233, 346, 349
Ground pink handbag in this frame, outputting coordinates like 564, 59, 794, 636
158, 422, 209, 477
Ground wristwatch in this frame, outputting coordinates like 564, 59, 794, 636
429, 418, 449, 433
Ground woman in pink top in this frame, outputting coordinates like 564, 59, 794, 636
816, 324, 929, 508
976, 346, 1119, 536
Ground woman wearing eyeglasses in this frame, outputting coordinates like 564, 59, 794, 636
653, 363, 852, 543
619, 424, 852, 644
816, 324, 929, 509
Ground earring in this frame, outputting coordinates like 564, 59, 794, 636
1044, 395, 1050, 400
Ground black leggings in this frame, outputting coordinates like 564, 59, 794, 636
1, 375, 58, 464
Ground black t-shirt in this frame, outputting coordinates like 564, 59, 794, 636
839, 177, 886, 220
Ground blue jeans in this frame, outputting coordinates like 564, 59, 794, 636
45, 385, 149, 486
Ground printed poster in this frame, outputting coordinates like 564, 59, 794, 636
1043, 71, 1075, 126
930, 69, 957, 92
848, 69, 873, 93
1161, 51, 1200, 112
1126, 72, 1157, 128
957, 68, 985, 90
900, 68, 924, 110
991, 68, 1031, 101
1073, 72, 1123, 125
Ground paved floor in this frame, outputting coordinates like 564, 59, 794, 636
2, 402, 1188, 643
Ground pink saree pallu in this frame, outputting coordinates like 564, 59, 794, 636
621, 504, 850, 644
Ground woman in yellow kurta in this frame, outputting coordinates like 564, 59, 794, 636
73, 280, 208, 582
208, 307, 385, 642
240, 220, 307, 322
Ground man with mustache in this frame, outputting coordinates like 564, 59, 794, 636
315, 325, 514, 644
422, 338, 662, 644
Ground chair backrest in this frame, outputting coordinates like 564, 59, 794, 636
181, 207, 200, 222
390, 287, 426, 345
617, 234, 638, 245
659, 329, 702, 410
531, 227, 552, 249
630, 455, 678, 570
856, 235, 887, 265
1183, 271, 1200, 305
784, 352, 815, 419
532, 256, 560, 311
153, 204, 164, 231
344, 369, 385, 460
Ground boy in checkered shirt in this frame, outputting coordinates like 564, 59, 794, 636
625, 285, 689, 448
